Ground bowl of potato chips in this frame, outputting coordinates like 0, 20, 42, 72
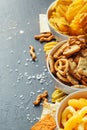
47, 0, 87, 39
56, 90, 87, 130
47, 35, 87, 94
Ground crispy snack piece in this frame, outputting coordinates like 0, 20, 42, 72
77, 57, 87, 77
53, 42, 68, 59
61, 98, 87, 129
66, 73, 79, 85
61, 106, 76, 127
33, 91, 48, 106
29, 45, 37, 61
73, 85, 87, 88
48, 35, 87, 87
49, 0, 87, 36
56, 71, 69, 83
63, 44, 81, 57
51, 88, 67, 103
54, 58, 68, 76
48, 55, 55, 75
30, 114, 56, 130
68, 98, 87, 109
66, 0, 85, 22
34, 32, 55, 43
44, 41, 57, 54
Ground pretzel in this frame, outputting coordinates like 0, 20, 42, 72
73, 85, 87, 88
81, 79, 87, 86
66, 73, 79, 85
34, 32, 56, 43
48, 55, 55, 75
55, 59, 68, 76
53, 43, 68, 59
81, 49, 87, 57
33, 91, 48, 106
56, 72, 69, 83
29, 45, 37, 61
34, 32, 52, 40
40, 35, 55, 43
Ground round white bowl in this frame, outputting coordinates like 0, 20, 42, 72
47, 40, 87, 94
56, 90, 87, 129
46, 1, 69, 40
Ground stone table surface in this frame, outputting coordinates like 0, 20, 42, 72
0, 0, 54, 130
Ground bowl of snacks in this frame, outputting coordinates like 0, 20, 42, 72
47, 0, 87, 40
56, 90, 87, 130
47, 35, 87, 94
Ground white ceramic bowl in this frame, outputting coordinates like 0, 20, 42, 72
56, 90, 87, 129
47, 40, 87, 94
47, 1, 69, 40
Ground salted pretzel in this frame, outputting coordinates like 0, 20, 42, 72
54, 58, 68, 76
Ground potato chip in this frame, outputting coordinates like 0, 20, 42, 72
66, 0, 85, 22
48, 0, 87, 36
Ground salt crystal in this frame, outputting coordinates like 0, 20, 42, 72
15, 69, 18, 72
26, 114, 30, 117
23, 50, 27, 54
26, 107, 29, 110
39, 48, 42, 51
27, 76, 32, 80
36, 74, 42, 80
17, 60, 21, 64
32, 75, 35, 79
19, 30, 24, 34
35, 64, 39, 67
26, 58, 29, 62
37, 90, 41, 93
6, 65, 10, 68
27, 117, 30, 120
19, 95, 23, 98
10, 50, 14, 54
24, 72, 28, 77
25, 63, 28, 66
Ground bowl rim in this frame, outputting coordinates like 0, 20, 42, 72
56, 90, 87, 129
47, 40, 87, 94
46, 1, 69, 38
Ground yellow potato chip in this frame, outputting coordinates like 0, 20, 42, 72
66, 0, 85, 22
48, 0, 87, 36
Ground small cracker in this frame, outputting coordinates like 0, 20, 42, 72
77, 57, 87, 77
30, 114, 56, 130
39, 14, 50, 33
63, 44, 81, 57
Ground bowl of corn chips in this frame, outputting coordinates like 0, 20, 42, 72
56, 90, 87, 130
47, 0, 87, 40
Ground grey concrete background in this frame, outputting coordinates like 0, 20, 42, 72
0, 0, 54, 130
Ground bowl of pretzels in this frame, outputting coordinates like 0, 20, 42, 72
56, 90, 87, 130
47, 35, 87, 94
